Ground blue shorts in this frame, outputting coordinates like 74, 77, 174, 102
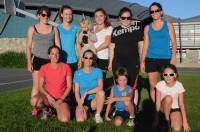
114, 110, 129, 120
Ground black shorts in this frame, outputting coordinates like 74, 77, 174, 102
170, 108, 180, 113
112, 61, 139, 87
145, 58, 170, 73
114, 110, 130, 120
97, 58, 108, 72
32, 56, 49, 71
83, 99, 95, 115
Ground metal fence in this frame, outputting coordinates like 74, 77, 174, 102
174, 22, 200, 49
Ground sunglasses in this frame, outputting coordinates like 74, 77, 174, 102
41, 13, 50, 18
84, 57, 93, 60
120, 16, 132, 20
150, 9, 161, 14
163, 73, 175, 77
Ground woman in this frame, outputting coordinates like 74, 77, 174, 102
94, 8, 113, 79
39, 45, 72, 122
58, 5, 81, 74
73, 50, 105, 123
141, 2, 177, 103
26, 6, 60, 116
109, 7, 143, 106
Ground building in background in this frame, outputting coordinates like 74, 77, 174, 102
0, 0, 199, 65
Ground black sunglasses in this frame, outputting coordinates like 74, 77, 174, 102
163, 73, 175, 77
120, 16, 132, 20
84, 57, 93, 60
150, 9, 161, 14
41, 13, 50, 18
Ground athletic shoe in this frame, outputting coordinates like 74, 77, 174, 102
127, 118, 135, 127
40, 108, 52, 120
95, 114, 103, 123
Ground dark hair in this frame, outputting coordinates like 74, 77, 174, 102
48, 45, 61, 55
36, 6, 51, 16
82, 49, 95, 58
94, 8, 111, 27
118, 7, 133, 18
59, 5, 73, 22
149, 2, 163, 12
161, 64, 178, 80
114, 67, 128, 83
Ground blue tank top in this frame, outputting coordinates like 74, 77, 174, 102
113, 85, 130, 111
58, 24, 80, 64
147, 21, 171, 59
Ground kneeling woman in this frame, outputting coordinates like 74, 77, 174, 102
73, 50, 105, 123
39, 45, 72, 122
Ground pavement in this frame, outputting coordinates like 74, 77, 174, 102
0, 69, 32, 92
0, 65, 199, 92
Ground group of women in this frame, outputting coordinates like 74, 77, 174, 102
26, 2, 191, 131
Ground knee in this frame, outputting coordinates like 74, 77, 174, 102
172, 126, 182, 132
164, 95, 172, 104
114, 118, 123, 126
58, 117, 70, 123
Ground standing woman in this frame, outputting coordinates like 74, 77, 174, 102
58, 5, 81, 74
26, 6, 60, 116
141, 2, 177, 103
94, 8, 113, 79
108, 7, 143, 105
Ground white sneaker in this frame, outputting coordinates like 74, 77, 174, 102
95, 114, 103, 123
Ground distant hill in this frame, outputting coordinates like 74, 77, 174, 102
183, 15, 200, 22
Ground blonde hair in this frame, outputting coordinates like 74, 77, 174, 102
79, 14, 92, 30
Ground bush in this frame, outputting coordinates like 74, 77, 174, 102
0, 51, 26, 68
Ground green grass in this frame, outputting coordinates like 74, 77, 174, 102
0, 72, 199, 131
0, 51, 26, 68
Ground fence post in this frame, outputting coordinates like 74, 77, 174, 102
178, 18, 182, 63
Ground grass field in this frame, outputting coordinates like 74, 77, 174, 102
0, 72, 199, 132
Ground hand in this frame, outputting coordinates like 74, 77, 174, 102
183, 121, 191, 132
170, 57, 176, 65
105, 116, 111, 121
27, 62, 33, 72
105, 97, 115, 105
46, 95, 56, 107
77, 60, 82, 69
108, 63, 112, 71
140, 61, 145, 73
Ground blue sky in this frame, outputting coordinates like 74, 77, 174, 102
122, 0, 200, 19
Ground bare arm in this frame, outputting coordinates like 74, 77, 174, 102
178, 92, 191, 131
76, 33, 81, 59
105, 88, 114, 119
138, 41, 144, 62
96, 35, 111, 52
39, 76, 56, 106
60, 75, 72, 100
155, 89, 161, 112
74, 83, 82, 106
140, 26, 149, 72
26, 26, 34, 72
114, 88, 133, 102
54, 27, 61, 48
168, 22, 177, 65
